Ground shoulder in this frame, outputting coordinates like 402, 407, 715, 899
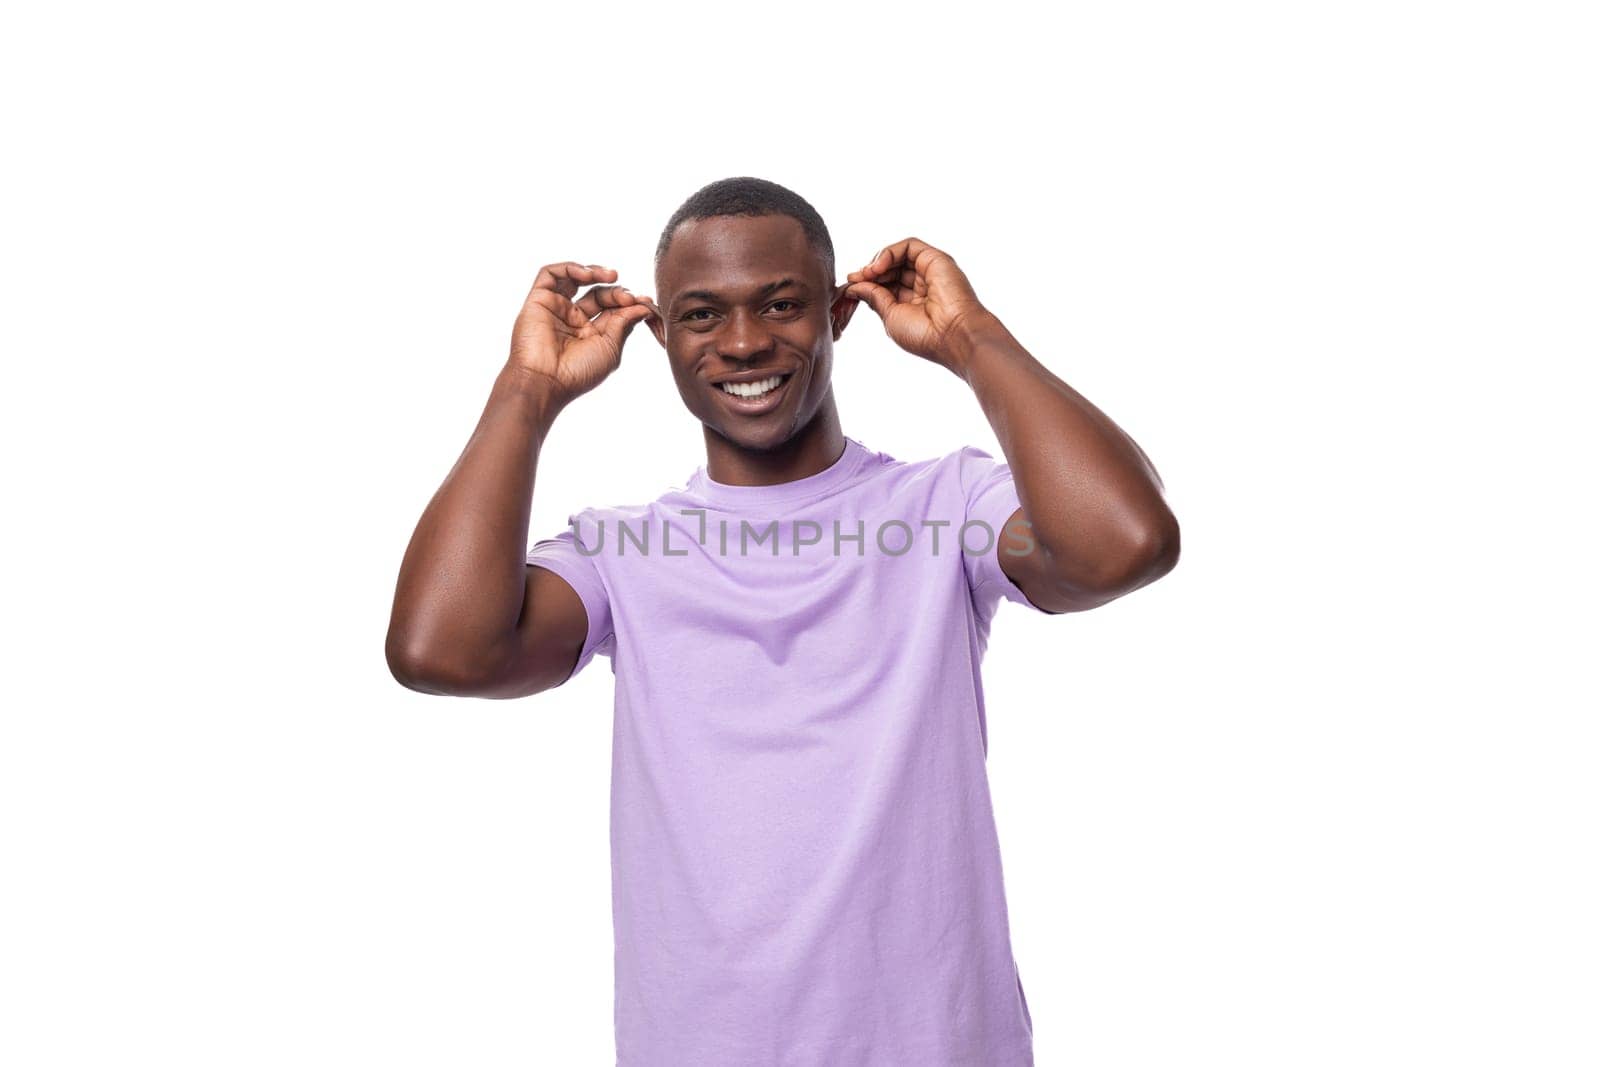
889, 441, 1008, 496
830, 438, 1008, 503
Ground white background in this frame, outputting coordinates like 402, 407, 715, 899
3, 2, 1596, 1064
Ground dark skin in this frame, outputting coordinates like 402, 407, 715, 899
845, 235, 1180, 611
386, 216, 1178, 697
647, 215, 856, 488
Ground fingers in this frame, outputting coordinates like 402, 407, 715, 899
851, 237, 945, 283
527, 263, 660, 325
844, 280, 897, 319
881, 267, 924, 299
523, 286, 591, 333
843, 262, 922, 314
594, 303, 655, 346
574, 284, 644, 320
531, 262, 618, 300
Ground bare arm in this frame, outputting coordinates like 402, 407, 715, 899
847, 238, 1179, 614
953, 314, 1179, 612
386, 262, 654, 697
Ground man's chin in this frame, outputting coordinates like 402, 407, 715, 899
706, 417, 798, 455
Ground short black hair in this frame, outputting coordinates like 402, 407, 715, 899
654, 176, 835, 281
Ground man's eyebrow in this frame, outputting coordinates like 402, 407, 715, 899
756, 277, 804, 298
672, 278, 807, 309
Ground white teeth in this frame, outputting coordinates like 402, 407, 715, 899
720, 375, 786, 398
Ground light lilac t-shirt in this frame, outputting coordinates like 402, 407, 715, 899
525, 435, 1052, 1066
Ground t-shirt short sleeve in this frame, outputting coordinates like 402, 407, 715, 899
958, 445, 1056, 619
526, 512, 615, 679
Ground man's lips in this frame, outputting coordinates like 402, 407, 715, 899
710, 370, 795, 412
708, 369, 796, 386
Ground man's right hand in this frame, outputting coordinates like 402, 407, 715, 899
509, 261, 656, 404
390, 260, 653, 698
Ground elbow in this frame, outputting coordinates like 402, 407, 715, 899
385, 633, 454, 695
1136, 509, 1181, 584
385, 627, 500, 697
1067, 510, 1181, 603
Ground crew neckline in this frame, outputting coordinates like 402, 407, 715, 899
686, 436, 869, 508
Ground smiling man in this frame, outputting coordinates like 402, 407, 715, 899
386, 177, 1179, 1065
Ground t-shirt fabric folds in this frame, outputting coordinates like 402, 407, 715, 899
526, 435, 1050, 1067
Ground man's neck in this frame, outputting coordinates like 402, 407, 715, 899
701, 401, 847, 488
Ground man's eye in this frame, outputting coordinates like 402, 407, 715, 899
682, 309, 715, 322
767, 300, 798, 314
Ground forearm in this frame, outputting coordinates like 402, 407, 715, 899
949, 314, 1178, 589
386, 362, 568, 688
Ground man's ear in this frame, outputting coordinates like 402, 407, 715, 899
829, 282, 859, 342
646, 304, 667, 349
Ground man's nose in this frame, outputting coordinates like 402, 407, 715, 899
718, 308, 774, 360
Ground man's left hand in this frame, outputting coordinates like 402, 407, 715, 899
846, 237, 1000, 375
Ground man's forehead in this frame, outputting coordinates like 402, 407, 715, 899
657, 215, 826, 297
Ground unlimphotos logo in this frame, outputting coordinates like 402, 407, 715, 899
568, 509, 1038, 559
